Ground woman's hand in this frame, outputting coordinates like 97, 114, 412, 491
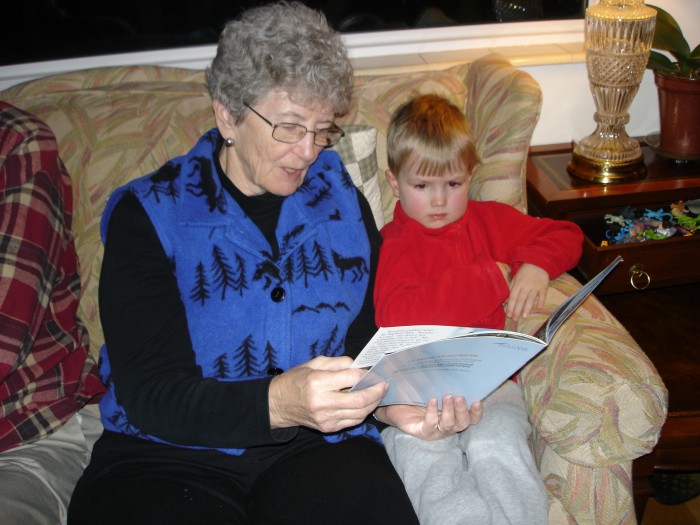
268, 356, 388, 433
374, 395, 483, 441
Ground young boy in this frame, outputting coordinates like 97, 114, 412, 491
373, 94, 583, 525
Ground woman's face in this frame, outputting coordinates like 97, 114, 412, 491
216, 90, 335, 197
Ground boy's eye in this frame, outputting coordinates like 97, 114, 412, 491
413, 183, 426, 189
449, 181, 462, 188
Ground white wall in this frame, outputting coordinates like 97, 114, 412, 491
0, 0, 696, 148
527, 0, 699, 146
526, 63, 660, 146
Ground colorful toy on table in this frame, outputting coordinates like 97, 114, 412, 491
603, 200, 698, 245
670, 200, 700, 234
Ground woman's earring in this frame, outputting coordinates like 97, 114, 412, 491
225, 137, 234, 147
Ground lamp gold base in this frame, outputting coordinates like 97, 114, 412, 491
567, 152, 647, 184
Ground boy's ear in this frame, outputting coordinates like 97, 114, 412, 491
385, 169, 400, 198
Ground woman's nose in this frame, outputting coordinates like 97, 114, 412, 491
296, 133, 317, 162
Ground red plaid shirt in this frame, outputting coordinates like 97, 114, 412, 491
0, 102, 105, 452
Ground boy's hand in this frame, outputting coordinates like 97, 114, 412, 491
505, 263, 549, 320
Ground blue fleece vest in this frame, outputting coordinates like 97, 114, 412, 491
98, 129, 380, 453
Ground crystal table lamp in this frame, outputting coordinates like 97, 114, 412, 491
568, 0, 656, 183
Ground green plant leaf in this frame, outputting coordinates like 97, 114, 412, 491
647, 51, 678, 74
646, 4, 698, 75
649, 7, 690, 57
649, 6, 682, 34
692, 44, 700, 60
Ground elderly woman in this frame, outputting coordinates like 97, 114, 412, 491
67, 3, 418, 524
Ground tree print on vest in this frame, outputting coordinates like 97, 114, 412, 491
210, 338, 280, 379
190, 245, 248, 304
296, 245, 314, 288
308, 325, 344, 359
232, 334, 259, 377
281, 256, 295, 284
185, 156, 226, 213
190, 262, 211, 305
261, 341, 280, 373
213, 353, 230, 379
310, 241, 333, 281
212, 245, 247, 299
253, 238, 337, 291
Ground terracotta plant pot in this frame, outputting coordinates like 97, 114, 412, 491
654, 71, 700, 158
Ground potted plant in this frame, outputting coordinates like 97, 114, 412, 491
645, 5, 700, 159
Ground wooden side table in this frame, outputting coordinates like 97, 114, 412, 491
527, 143, 700, 294
526, 143, 700, 521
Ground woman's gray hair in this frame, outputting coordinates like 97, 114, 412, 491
206, 2, 353, 120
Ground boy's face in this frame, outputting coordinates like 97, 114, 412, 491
386, 163, 473, 229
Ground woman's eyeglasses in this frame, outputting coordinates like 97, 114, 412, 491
243, 103, 345, 148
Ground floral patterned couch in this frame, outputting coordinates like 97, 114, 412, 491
0, 53, 667, 524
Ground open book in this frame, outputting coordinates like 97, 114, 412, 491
350, 256, 622, 407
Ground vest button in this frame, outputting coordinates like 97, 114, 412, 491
270, 287, 285, 302
267, 367, 284, 376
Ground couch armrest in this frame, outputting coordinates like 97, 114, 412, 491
463, 53, 543, 214
516, 273, 668, 467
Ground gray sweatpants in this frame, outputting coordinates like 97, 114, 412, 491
381, 381, 548, 525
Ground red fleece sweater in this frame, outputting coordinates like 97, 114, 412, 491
375, 200, 583, 330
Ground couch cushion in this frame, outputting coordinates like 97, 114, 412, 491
331, 125, 384, 228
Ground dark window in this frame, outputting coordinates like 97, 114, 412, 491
2, 0, 585, 67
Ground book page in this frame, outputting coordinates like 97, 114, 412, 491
543, 255, 623, 342
351, 325, 478, 368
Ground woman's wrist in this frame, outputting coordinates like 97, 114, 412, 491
268, 374, 292, 429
